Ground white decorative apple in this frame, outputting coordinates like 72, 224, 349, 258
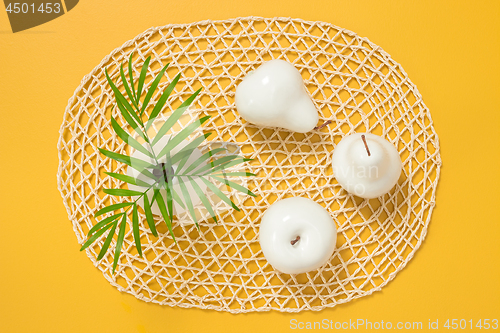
235, 59, 319, 133
332, 133, 402, 199
259, 197, 337, 274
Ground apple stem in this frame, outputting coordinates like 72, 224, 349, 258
314, 120, 332, 131
361, 134, 371, 156
290, 236, 300, 246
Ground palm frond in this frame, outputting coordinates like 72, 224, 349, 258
151, 89, 203, 145
97, 222, 118, 260
127, 52, 137, 102
140, 62, 169, 116
110, 117, 153, 158
95, 203, 132, 218
188, 176, 218, 224
136, 56, 151, 103
132, 203, 142, 257
112, 214, 127, 273
143, 194, 158, 237
120, 64, 139, 110
146, 73, 181, 121
82, 55, 254, 275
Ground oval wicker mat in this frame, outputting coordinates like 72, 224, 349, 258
57, 16, 441, 313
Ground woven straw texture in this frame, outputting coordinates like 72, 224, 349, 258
57, 17, 441, 313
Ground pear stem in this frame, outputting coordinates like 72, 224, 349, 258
361, 134, 371, 156
314, 120, 332, 131
290, 236, 300, 246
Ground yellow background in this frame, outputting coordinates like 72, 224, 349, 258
1, 0, 499, 332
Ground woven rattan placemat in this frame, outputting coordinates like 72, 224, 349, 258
57, 16, 441, 313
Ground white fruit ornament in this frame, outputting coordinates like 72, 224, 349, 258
235, 59, 319, 133
332, 133, 402, 199
259, 197, 337, 274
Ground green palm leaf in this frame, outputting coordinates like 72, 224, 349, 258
154, 190, 176, 242
156, 116, 211, 160
178, 179, 199, 230
151, 89, 203, 144
136, 56, 151, 103
80, 222, 115, 251
204, 158, 253, 175
114, 98, 146, 141
127, 52, 137, 101
110, 117, 153, 158
132, 203, 142, 257
98, 148, 155, 179
164, 149, 175, 228
104, 172, 151, 187
95, 203, 132, 218
120, 64, 139, 110
112, 214, 127, 273
140, 62, 170, 116
88, 213, 123, 236
181, 148, 229, 175
143, 194, 158, 237
97, 222, 118, 260
105, 69, 142, 126
169, 133, 212, 166
172, 188, 186, 209
146, 73, 181, 123
103, 188, 144, 197
210, 175, 257, 197
190, 155, 240, 175
212, 172, 256, 177
188, 176, 218, 224
199, 177, 240, 212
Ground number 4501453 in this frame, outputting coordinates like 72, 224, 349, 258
444, 319, 498, 330
5, 3, 61, 14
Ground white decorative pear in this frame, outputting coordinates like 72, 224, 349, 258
235, 59, 319, 133
332, 133, 402, 199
